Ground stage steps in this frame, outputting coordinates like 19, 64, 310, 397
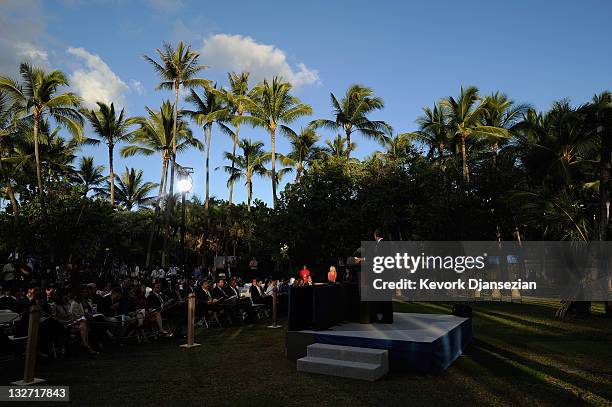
297, 343, 388, 381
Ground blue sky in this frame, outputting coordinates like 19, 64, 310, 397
1, 0, 611, 206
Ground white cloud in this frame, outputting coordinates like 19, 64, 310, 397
0, 0, 49, 75
66, 47, 129, 109
130, 79, 145, 95
200, 34, 319, 88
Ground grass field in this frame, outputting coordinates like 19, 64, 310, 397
2, 300, 611, 407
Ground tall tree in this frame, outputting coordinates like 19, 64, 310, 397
373, 131, 413, 162
212, 72, 251, 205
81, 102, 131, 206
245, 77, 312, 207
218, 139, 269, 211
0, 91, 21, 223
72, 156, 105, 197
0, 62, 83, 205
100, 167, 158, 211
581, 92, 612, 241
145, 42, 209, 266
322, 134, 356, 159
122, 101, 199, 267
482, 92, 530, 167
442, 86, 507, 182
280, 125, 321, 182
312, 84, 388, 158
184, 84, 229, 209
144, 42, 209, 200
414, 102, 450, 163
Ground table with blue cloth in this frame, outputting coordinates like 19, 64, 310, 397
287, 283, 359, 331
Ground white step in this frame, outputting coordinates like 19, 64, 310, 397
297, 356, 388, 381
306, 343, 388, 365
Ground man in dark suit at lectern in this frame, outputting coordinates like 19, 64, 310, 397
352, 228, 394, 324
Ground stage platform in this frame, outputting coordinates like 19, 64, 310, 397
287, 312, 472, 374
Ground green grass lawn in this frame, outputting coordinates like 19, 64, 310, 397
2, 301, 611, 407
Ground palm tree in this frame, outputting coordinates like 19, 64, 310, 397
184, 84, 229, 209
312, 84, 388, 158
218, 139, 269, 211
100, 167, 158, 211
144, 42, 209, 267
81, 102, 131, 206
0, 91, 21, 222
72, 156, 105, 197
144, 42, 209, 199
442, 86, 507, 182
374, 131, 413, 162
0, 62, 83, 205
122, 101, 198, 198
580, 92, 612, 241
414, 103, 450, 163
280, 125, 321, 182
322, 134, 356, 158
212, 72, 251, 206
245, 77, 312, 207
517, 101, 593, 189
482, 92, 530, 167
121, 101, 199, 267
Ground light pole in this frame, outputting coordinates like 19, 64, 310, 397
176, 164, 193, 269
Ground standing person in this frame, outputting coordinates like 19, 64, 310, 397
327, 266, 337, 283
372, 228, 393, 324
299, 265, 310, 282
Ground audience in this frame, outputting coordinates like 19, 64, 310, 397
0, 254, 338, 361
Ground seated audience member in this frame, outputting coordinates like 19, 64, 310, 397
299, 265, 310, 282
264, 279, 277, 296
0, 285, 18, 311
1, 262, 16, 283
224, 278, 240, 298
128, 286, 149, 341
55, 289, 97, 354
249, 278, 264, 303
146, 282, 170, 336
86, 283, 103, 306
212, 279, 229, 302
41, 283, 56, 315
98, 288, 122, 317
18, 284, 39, 312
195, 280, 216, 306
250, 278, 272, 307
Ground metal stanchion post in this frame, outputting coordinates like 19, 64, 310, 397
267, 285, 282, 329
180, 293, 200, 348
12, 305, 45, 385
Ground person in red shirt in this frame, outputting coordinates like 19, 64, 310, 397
298, 265, 310, 282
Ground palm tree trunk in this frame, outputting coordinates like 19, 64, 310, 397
271, 126, 277, 208
228, 122, 240, 206
6, 183, 19, 227
460, 134, 469, 182
205, 125, 211, 210
33, 112, 44, 202
145, 157, 168, 268
108, 144, 115, 206
296, 160, 303, 183
247, 173, 252, 212
346, 129, 352, 159
0, 153, 18, 227
162, 82, 180, 267
492, 142, 498, 168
